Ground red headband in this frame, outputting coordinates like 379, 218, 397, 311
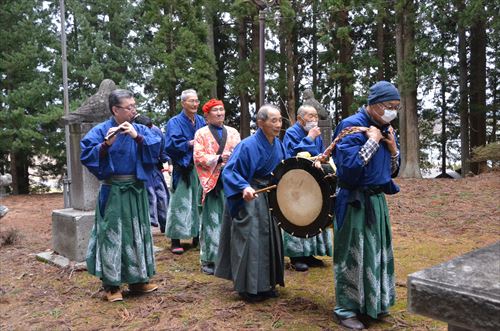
202, 99, 224, 113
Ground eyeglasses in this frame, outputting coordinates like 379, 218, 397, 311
116, 104, 137, 111
185, 99, 200, 104
381, 103, 401, 111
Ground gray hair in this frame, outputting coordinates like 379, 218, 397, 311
256, 104, 280, 122
297, 104, 316, 118
181, 89, 197, 101
109, 89, 134, 114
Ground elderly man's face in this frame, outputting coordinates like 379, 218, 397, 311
206, 105, 225, 127
259, 108, 282, 139
370, 100, 400, 125
182, 94, 200, 115
297, 106, 319, 127
112, 97, 137, 124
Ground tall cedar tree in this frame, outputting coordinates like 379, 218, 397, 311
139, 0, 216, 119
468, 0, 487, 174
0, 1, 63, 193
396, 0, 422, 178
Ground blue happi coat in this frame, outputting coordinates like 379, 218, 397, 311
283, 122, 324, 156
223, 128, 288, 217
332, 107, 400, 229
164, 110, 206, 189
80, 117, 162, 213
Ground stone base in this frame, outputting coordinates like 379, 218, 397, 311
408, 242, 500, 331
37, 248, 163, 270
52, 208, 94, 262
36, 251, 87, 270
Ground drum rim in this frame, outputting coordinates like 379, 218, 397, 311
269, 157, 334, 238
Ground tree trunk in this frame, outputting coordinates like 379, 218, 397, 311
312, 0, 318, 93
213, 16, 225, 100
286, 28, 296, 124
206, 10, 218, 98
396, 0, 422, 178
456, 0, 470, 176
251, 17, 260, 108
469, 6, 487, 174
279, 13, 288, 124
376, 7, 385, 81
440, 54, 447, 175
10, 152, 30, 194
338, 8, 353, 119
238, 17, 250, 138
490, 73, 498, 143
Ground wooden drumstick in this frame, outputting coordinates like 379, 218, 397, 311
253, 184, 277, 195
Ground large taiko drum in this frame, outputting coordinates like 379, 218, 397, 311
268, 157, 336, 238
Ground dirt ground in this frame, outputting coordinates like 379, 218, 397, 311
0, 170, 498, 330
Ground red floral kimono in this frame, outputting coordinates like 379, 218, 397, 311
193, 125, 241, 203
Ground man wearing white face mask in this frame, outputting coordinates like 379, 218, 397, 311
331, 81, 401, 330
282, 105, 333, 272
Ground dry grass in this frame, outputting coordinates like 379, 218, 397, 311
0, 228, 21, 247
0, 170, 499, 330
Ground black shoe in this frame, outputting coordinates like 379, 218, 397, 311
376, 312, 390, 320
259, 289, 279, 298
305, 256, 325, 267
290, 257, 309, 272
238, 292, 267, 303
334, 313, 365, 330
201, 263, 214, 275
192, 236, 199, 248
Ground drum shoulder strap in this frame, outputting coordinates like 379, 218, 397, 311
320, 126, 367, 161
208, 124, 228, 155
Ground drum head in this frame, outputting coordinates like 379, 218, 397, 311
276, 169, 322, 226
269, 157, 336, 238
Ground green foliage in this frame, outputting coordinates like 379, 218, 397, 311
1, 0, 498, 190
0, 0, 65, 190
138, 0, 216, 119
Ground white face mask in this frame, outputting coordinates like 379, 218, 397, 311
380, 109, 397, 123
303, 121, 318, 132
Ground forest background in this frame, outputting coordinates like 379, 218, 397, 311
0, 0, 498, 194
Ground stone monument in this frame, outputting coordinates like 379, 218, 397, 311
302, 88, 333, 145
0, 173, 12, 218
37, 79, 116, 266
408, 241, 500, 331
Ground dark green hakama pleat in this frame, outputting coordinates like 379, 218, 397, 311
215, 193, 284, 295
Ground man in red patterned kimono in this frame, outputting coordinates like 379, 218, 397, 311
193, 99, 241, 275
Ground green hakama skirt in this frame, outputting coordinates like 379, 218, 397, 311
334, 192, 395, 319
200, 189, 225, 264
164, 168, 202, 239
283, 230, 333, 258
86, 179, 156, 286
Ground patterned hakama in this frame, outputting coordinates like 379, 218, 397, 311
199, 188, 225, 264
86, 179, 156, 286
334, 193, 395, 319
164, 168, 201, 239
283, 231, 333, 258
